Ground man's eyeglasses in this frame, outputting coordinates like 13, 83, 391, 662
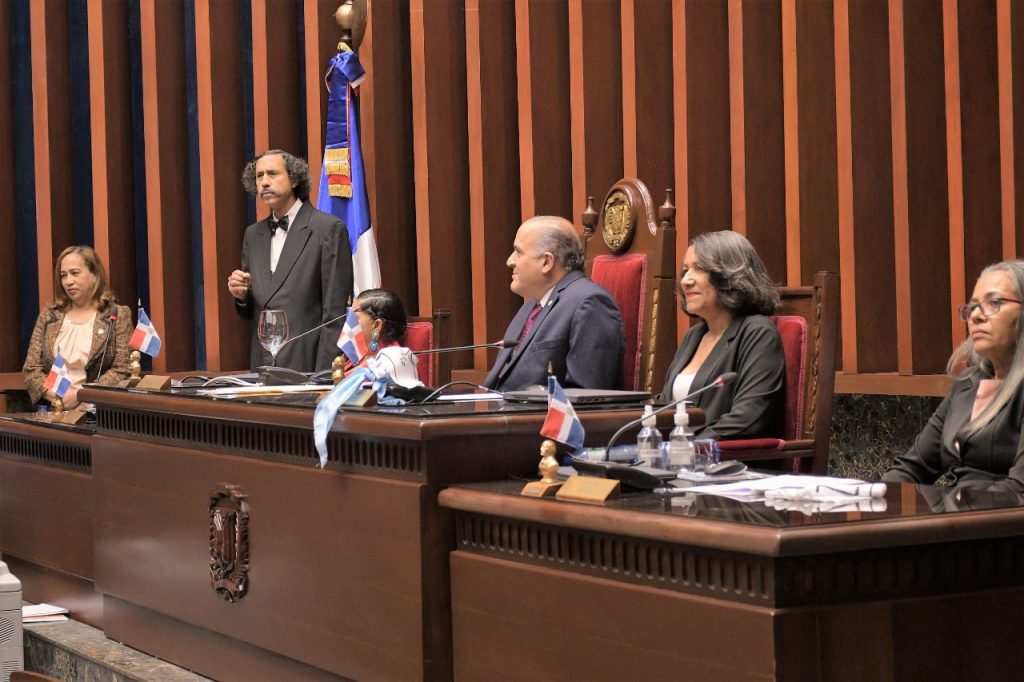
957, 297, 1023, 322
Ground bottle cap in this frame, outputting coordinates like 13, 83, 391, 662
674, 403, 688, 426
642, 404, 656, 428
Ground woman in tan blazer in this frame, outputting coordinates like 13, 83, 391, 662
23, 245, 131, 409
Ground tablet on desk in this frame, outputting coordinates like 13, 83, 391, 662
503, 387, 650, 405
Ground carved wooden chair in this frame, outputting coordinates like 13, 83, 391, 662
582, 178, 678, 393
716, 272, 840, 474
403, 309, 451, 386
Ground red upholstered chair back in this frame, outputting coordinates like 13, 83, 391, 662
403, 321, 434, 385
716, 272, 839, 474
591, 254, 647, 391
583, 178, 677, 393
771, 315, 808, 440
401, 309, 451, 387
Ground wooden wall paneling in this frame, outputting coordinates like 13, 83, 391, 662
632, 0, 675, 206
0, 1, 19, 370
466, 0, 521, 368
570, 0, 623, 221
782, 0, 801, 286
835, 0, 857, 373
30, 0, 75, 307
361, 0, 416, 308
195, 0, 249, 372
251, 0, 269, 202
943, 0, 966, 348
795, 0, 840, 289
302, 0, 333, 203
684, 0, 731, 238
958, 0, 1003, 291
738, 0, 787, 283
139, 0, 195, 372
88, 0, 137, 312
1014, 0, 1024, 252
848, 0, 897, 373
261, 1, 306, 164
621, 0, 636, 178
672, 0, 689, 340
996, 0, 1015, 258
519, 0, 571, 219
409, 0, 472, 348
889, 0, 912, 375
904, 0, 952, 375
727, 0, 746, 235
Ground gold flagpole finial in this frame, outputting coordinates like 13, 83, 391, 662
335, 0, 368, 52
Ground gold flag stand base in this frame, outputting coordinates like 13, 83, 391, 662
521, 440, 564, 497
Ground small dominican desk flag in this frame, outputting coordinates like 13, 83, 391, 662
337, 308, 370, 367
130, 308, 162, 358
43, 350, 73, 399
539, 376, 585, 452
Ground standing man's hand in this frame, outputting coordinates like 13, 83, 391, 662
228, 270, 251, 301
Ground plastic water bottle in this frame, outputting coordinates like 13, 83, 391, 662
636, 405, 664, 468
667, 403, 695, 471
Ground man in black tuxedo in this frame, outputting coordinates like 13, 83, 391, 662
484, 216, 624, 391
227, 150, 353, 371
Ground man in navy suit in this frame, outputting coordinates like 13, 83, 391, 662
484, 216, 624, 391
227, 150, 353, 372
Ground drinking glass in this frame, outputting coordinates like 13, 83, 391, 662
257, 309, 289, 366
693, 438, 720, 472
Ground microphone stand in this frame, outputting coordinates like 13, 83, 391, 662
600, 372, 737, 461
412, 338, 518, 355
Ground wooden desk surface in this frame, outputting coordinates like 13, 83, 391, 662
440, 480, 1024, 681
36, 386, 691, 682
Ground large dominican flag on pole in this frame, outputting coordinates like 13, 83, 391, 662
539, 376, 585, 452
43, 350, 73, 399
317, 47, 380, 297
130, 307, 162, 358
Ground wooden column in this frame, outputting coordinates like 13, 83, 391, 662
736, 0, 786, 280
30, 0, 74, 306
466, 0, 521, 367
409, 0, 472, 346
569, 0, 623, 222
139, 0, 195, 371
88, 0, 137, 324
0, 1, 18, 370
361, 0, 417, 307
194, 0, 249, 371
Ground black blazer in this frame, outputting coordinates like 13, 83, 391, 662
484, 270, 625, 391
884, 367, 1024, 493
235, 201, 354, 372
660, 314, 785, 440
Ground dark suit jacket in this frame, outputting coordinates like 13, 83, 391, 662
484, 270, 625, 391
660, 314, 785, 440
884, 367, 1024, 493
22, 303, 132, 404
235, 201, 353, 372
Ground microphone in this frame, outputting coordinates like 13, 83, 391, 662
601, 372, 737, 460
412, 338, 518, 355
274, 311, 349, 354
94, 313, 118, 383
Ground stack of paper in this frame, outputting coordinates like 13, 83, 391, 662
22, 603, 68, 623
677, 475, 886, 505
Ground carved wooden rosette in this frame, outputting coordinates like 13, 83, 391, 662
209, 485, 250, 603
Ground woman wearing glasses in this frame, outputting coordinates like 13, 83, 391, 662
884, 260, 1024, 492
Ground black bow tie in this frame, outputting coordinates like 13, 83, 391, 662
269, 216, 289, 234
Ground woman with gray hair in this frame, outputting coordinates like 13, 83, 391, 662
660, 230, 785, 439
885, 260, 1024, 492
